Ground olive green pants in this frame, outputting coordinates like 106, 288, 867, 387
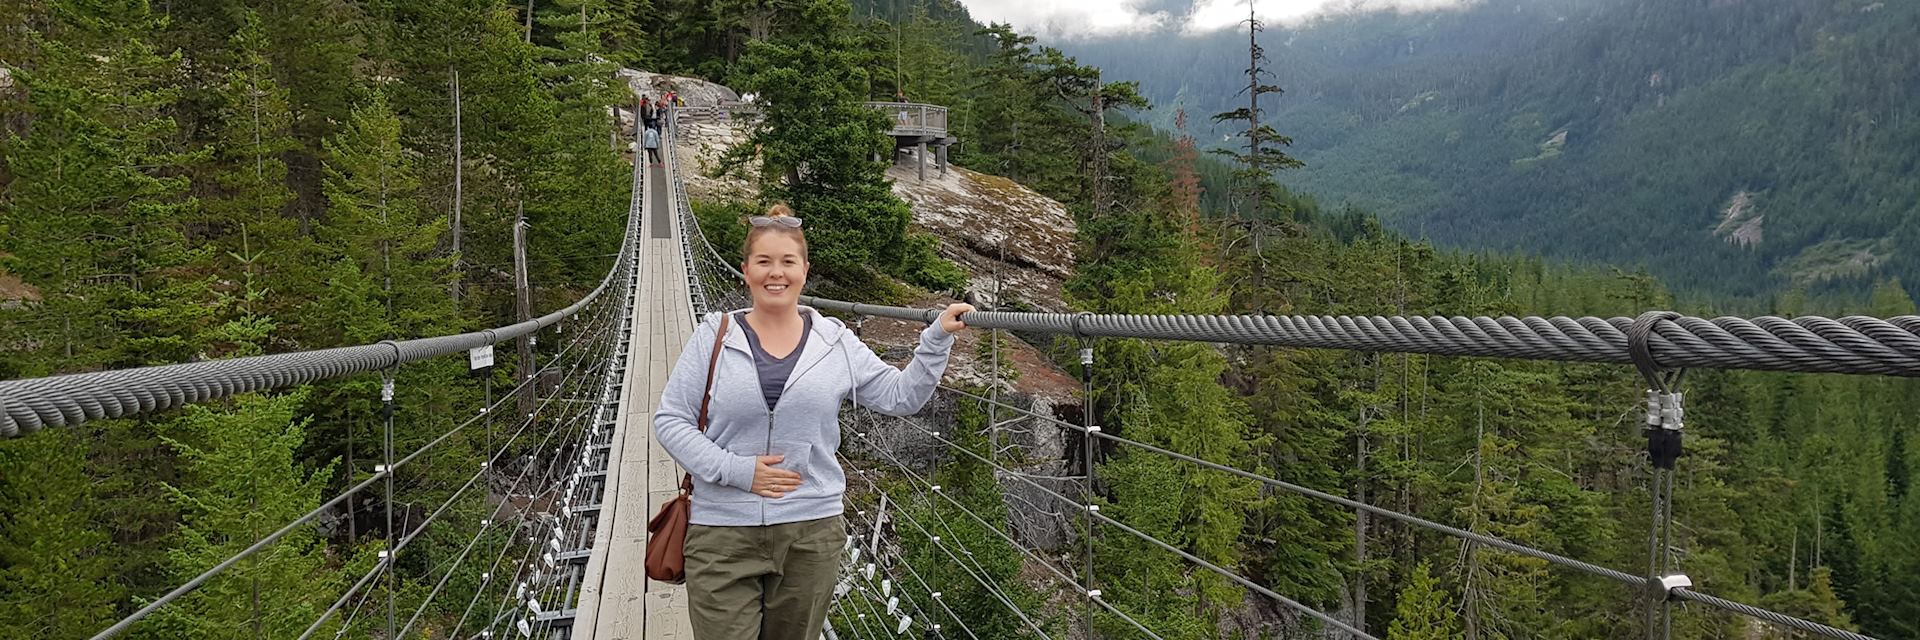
684, 515, 845, 640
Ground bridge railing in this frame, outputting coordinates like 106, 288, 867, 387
672, 101, 951, 140
662, 111, 1904, 638
1, 109, 654, 640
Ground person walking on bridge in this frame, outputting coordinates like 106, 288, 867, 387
643, 125, 661, 165
655, 204, 973, 640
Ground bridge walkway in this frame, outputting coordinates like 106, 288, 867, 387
573, 158, 697, 639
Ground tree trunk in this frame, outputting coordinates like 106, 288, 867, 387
514, 205, 535, 418
1245, 0, 1262, 221
450, 67, 463, 305
1354, 407, 1370, 634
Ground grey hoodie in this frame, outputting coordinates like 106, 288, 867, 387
654, 306, 954, 527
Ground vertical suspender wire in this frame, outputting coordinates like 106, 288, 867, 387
381, 369, 397, 640
1663, 468, 1677, 640
1630, 311, 1683, 640
1074, 313, 1097, 637
1644, 465, 1663, 640
988, 251, 1002, 467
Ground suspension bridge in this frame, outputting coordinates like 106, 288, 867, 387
2, 105, 1916, 640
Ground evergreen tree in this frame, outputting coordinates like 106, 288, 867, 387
0, 0, 209, 372
149, 391, 342, 638
199, 10, 311, 355
0, 431, 119, 638
1209, 0, 1302, 224
1757, 567, 1856, 637
317, 91, 458, 343
722, 0, 962, 293
1388, 562, 1462, 640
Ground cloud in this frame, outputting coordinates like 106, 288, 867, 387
956, 0, 1478, 40
955, 0, 1176, 40
1185, 0, 1478, 33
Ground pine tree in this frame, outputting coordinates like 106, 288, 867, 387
150, 391, 342, 638
0, 0, 210, 371
1389, 562, 1462, 640
529, 0, 632, 286
1758, 567, 1857, 637
1209, 0, 1303, 224
0, 431, 119, 638
318, 92, 459, 343
200, 10, 311, 355
722, 0, 962, 293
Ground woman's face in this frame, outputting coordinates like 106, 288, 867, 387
743, 233, 808, 308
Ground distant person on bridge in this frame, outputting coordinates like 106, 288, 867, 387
643, 125, 661, 164
655, 204, 974, 640
640, 95, 657, 131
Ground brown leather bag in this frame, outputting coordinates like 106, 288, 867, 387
645, 314, 730, 584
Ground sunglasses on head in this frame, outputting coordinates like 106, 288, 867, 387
749, 216, 803, 228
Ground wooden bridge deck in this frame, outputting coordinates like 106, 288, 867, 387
572, 158, 697, 639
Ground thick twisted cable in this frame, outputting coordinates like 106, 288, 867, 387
657, 182, 1920, 378
798, 298, 1920, 378
1, 241, 632, 438
1671, 589, 1876, 640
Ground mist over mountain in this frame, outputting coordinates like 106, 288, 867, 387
1066, 0, 1920, 302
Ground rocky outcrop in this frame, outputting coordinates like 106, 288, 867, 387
617, 69, 736, 106
666, 109, 1076, 313
1715, 190, 1763, 249
886, 164, 1076, 313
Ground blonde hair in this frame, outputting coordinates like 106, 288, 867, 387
741, 203, 808, 261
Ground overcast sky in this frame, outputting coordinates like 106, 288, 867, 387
955, 0, 1478, 40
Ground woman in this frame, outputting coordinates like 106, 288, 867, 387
654, 204, 973, 639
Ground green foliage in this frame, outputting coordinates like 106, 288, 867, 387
318, 91, 458, 342
1388, 563, 1461, 640
149, 391, 343, 638
0, 0, 210, 371
720, 0, 963, 295
0, 430, 119, 638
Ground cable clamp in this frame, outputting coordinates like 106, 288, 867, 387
1087, 589, 1103, 599
1657, 574, 1692, 600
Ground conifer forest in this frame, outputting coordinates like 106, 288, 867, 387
0, 0, 1915, 638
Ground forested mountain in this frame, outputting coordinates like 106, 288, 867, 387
2, 1, 1916, 639
1069, 0, 1920, 302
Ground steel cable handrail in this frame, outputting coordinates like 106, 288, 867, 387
846, 442, 1168, 639
85, 172, 642, 640
800, 299, 1920, 378
85, 309, 614, 640
841, 456, 1055, 640
323, 319, 615, 639
1, 121, 652, 438
884, 411, 1373, 638
842, 441, 1049, 636
669, 179, 1920, 379
841, 501, 983, 640
932, 386, 1876, 640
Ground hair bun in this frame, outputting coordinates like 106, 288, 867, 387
765, 203, 795, 218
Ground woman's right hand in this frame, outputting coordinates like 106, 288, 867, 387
751, 455, 803, 498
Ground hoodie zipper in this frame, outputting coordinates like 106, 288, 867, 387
749, 320, 837, 525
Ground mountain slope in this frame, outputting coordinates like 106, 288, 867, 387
1071, 0, 1920, 300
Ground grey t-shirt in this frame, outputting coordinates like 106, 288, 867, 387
733, 311, 811, 411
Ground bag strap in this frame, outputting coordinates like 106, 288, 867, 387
683, 314, 730, 494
